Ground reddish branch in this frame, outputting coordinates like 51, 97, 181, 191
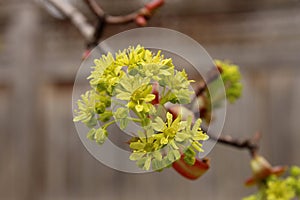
46, 0, 164, 58
204, 128, 260, 156
83, 0, 105, 17
47, 0, 95, 41
194, 66, 222, 97
85, 0, 164, 24
47, 0, 164, 43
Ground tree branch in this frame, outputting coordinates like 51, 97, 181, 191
83, 0, 105, 17
45, 0, 164, 58
195, 66, 222, 97
47, 0, 94, 41
205, 129, 260, 156
84, 0, 164, 24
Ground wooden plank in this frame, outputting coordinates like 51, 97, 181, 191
43, 85, 72, 196
0, 88, 14, 199
289, 72, 300, 166
0, 69, 11, 86
5, 4, 44, 200
268, 70, 300, 166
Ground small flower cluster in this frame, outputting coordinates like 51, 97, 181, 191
193, 59, 243, 124
129, 113, 208, 170
73, 90, 112, 128
215, 60, 243, 103
243, 165, 300, 200
74, 45, 209, 171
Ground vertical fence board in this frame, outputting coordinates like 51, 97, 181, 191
0, 88, 14, 199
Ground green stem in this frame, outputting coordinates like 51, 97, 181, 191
131, 108, 147, 126
161, 87, 166, 97
159, 90, 171, 105
128, 117, 142, 123
134, 108, 144, 119
103, 120, 116, 129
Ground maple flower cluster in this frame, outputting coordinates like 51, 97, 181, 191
74, 45, 209, 171
243, 165, 300, 200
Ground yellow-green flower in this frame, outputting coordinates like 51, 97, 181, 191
153, 112, 182, 142
115, 75, 155, 115
73, 90, 98, 127
215, 59, 243, 103
266, 177, 295, 200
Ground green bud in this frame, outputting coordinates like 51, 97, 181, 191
290, 166, 300, 177
95, 102, 106, 114
99, 111, 112, 122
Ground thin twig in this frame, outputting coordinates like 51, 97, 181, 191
205, 128, 260, 156
46, 0, 164, 56
106, 11, 148, 24
190, 67, 221, 109
48, 0, 94, 41
84, 0, 105, 17
84, 0, 164, 24
195, 66, 222, 97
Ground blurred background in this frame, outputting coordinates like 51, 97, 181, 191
1, 0, 300, 199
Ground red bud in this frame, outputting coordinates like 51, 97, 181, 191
151, 82, 160, 104
135, 15, 147, 26
245, 155, 287, 186
82, 49, 91, 60
250, 155, 272, 180
145, 0, 164, 12
172, 155, 210, 180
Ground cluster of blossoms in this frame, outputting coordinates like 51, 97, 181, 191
74, 45, 209, 171
243, 165, 300, 200
193, 59, 243, 124
215, 60, 243, 103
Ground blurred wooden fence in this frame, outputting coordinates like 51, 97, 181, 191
1, 1, 300, 199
